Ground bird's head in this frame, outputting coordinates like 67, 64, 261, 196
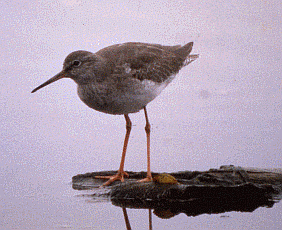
31, 50, 105, 93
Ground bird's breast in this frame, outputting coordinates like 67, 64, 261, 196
77, 77, 171, 115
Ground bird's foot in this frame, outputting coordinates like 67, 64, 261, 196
138, 175, 153, 183
95, 171, 129, 186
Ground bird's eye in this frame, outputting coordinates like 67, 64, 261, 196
72, 60, 81, 67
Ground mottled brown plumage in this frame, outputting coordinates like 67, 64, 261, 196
95, 42, 195, 83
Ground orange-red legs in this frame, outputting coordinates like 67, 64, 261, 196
139, 106, 153, 182
96, 114, 131, 186
97, 107, 152, 186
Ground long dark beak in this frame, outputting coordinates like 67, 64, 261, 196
31, 71, 65, 93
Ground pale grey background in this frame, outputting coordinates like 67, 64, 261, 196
1, 0, 282, 229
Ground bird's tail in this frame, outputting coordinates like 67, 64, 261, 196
183, 54, 199, 66
174, 42, 199, 66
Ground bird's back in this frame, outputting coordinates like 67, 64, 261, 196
95, 42, 196, 83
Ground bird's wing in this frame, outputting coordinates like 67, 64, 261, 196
97, 43, 193, 83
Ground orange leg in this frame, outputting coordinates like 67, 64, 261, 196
138, 107, 153, 182
96, 114, 131, 186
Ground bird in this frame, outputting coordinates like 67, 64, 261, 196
31, 42, 199, 186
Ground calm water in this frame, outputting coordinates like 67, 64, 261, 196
2, 179, 282, 230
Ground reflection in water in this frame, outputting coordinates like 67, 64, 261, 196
122, 207, 153, 230
74, 189, 281, 229
112, 194, 278, 219
115, 193, 281, 229
122, 207, 132, 230
149, 209, 152, 230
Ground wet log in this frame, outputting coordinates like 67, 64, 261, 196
72, 165, 282, 189
72, 165, 282, 216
